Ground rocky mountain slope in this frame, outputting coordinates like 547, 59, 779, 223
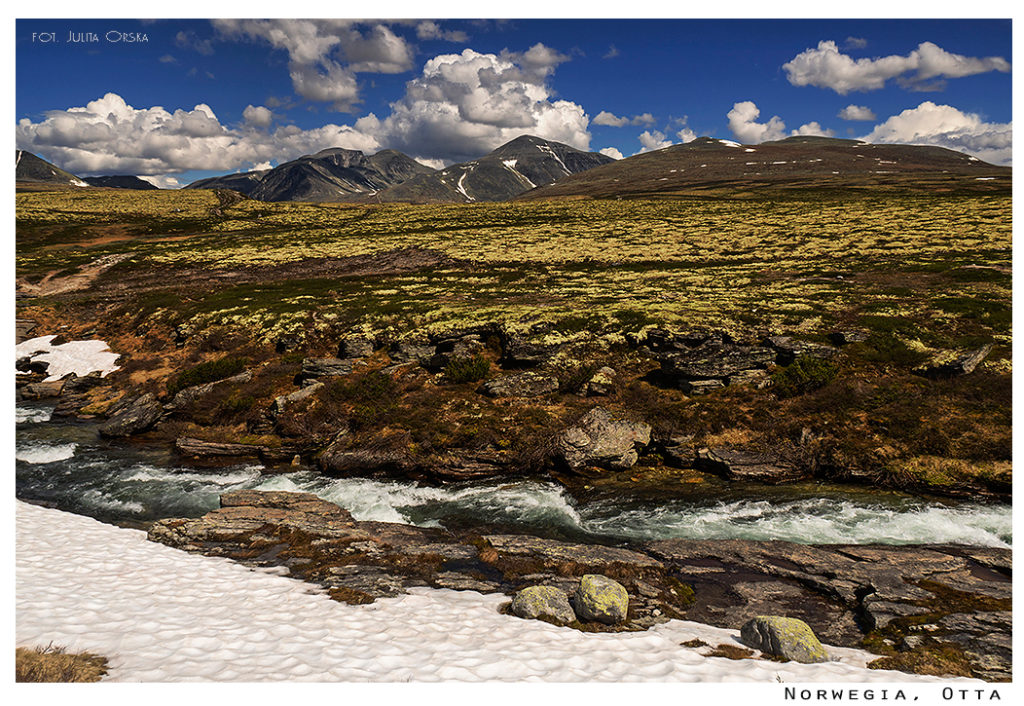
15, 150, 89, 187
377, 135, 615, 203
186, 148, 434, 202
83, 175, 159, 190
519, 136, 1011, 199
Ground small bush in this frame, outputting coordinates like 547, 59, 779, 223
771, 356, 839, 398
16, 644, 108, 682
167, 357, 247, 395
443, 354, 490, 384
322, 371, 400, 430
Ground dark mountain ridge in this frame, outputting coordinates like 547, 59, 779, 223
83, 175, 160, 190
376, 135, 616, 203
15, 150, 89, 187
186, 148, 434, 202
518, 136, 1010, 200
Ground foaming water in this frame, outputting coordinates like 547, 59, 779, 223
15, 419, 1011, 547
16, 442, 78, 465
16, 405, 53, 424
579, 496, 1012, 548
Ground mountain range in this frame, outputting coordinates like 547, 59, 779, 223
16, 135, 1010, 202
518, 136, 1010, 199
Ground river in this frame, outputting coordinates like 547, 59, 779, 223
16, 401, 1012, 548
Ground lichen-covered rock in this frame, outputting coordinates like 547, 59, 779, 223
478, 371, 558, 398
388, 341, 437, 365
695, 446, 807, 484
765, 336, 837, 365
338, 337, 375, 359
915, 344, 993, 378
555, 408, 651, 471
739, 616, 829, 663
585, 366, 616, 396
99, 392, 163, 437
511, 586, 575, 625
572, 574, 629, 624
270, 381, 324, 417
300, 357, 355, 379
166, 371, 252, 410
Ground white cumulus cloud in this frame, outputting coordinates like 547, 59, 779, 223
862, 101, 1011, 165
838, 104, 877, 121
635, 130, 673, 154
783, 40, 1010, 94
727, 101, 787, 143
599, 147, 623, 160
792, 121, 835, 137
242, 105, 273, 129
593, 111, 656, 127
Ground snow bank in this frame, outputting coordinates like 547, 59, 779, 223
16, 335, 120, 382
15, 501, 972, 683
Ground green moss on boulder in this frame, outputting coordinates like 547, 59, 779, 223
739, 616, 829, 664
510, 585, 575, 626
572, 574, 629, 625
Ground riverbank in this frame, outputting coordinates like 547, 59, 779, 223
17, 498, 979, 683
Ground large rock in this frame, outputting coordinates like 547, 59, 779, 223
555, 408, 651, 471
317, 431, 414, 476
388, 341, 437, 365
765, 336, 837, 365
511, 586, 576, 625
502, 339, 562, 366
659, 339, 775, 380
739, 616, 829, 663
300, 357, 355, 379
338, 337, 375, 359
572, 574, 629, 625
269, 381, 323, 417
915, 344, 993, 378
166, 371, 253, 410
478, 371, 558, 398
695, 446, 807, 484
99, 392, 163, 437
175, 437, 266, 458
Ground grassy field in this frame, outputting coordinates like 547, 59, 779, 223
15, 186, 1012, 496
16, 188, 1012, 348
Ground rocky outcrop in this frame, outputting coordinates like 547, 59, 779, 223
338, 337, 375, 359
317, 431, 415, 476
695, 446, 807, 484
572, 575, 629, 625
269, 381, 323, 418
828, 330, 868, 346
175, 437, 267, 458
166, 371, 253, 411
388, 341, 436, 366
99, 393, 163, 437
300, 357, 356, 380
554, 408, 652, 471
478, 371, 558, 398
147, 490, 1012, 678
739, 616, 829, 663
765, 336, 837, 365
511, 586, 575, 625
585, 367, 616, 396
651, 332, 775, 394
502, 339, 562, 367
915, 344, 993, 378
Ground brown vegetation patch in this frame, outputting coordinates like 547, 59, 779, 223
15, 644, 109, 682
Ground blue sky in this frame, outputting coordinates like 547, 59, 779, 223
15, 18, 1012, 186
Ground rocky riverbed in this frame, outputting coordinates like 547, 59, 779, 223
148, 490, 1012, 681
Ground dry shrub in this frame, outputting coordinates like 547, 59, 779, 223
15, 644, 108, 682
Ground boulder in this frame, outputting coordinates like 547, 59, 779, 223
659, 340, 775, 380
175, 437, 266, 458
502, 339, 562, 367
338, 337, 375, 359
388, 341, 437, 366
739, 616, 829, 663
511, 586, 576, 625
478, 371, 558, 398
695, 446, 806, 484
18, 379, 66, 400
62, 370, 106, 394
166, 371, 253, 410
555, 408, 651, 471
585, 367, 616, 396
679, 379, 725, 395
16, 356, 49, 374
572, 574, 629, 625
915, 344, 993, 378
765, 336, 837, 365
300, 357, 355, 379
828, 330, 868, 346
270, 381, 324, 417
99, 392, 163, 437
318, 431, 414, 476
